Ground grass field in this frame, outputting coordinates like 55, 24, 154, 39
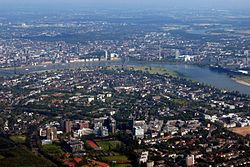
10, 135, 26, 144
101, 155, 128, 161
42, 144, 64, 157
115, 164, 132, 167
96, 140, 122, 151
229, 127, 250, 136
91, 140, 132, 167
128, 66, 178, 77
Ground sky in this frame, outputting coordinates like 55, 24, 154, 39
1, 0, 250, 11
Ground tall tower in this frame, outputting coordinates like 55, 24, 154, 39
13, 53, 18, 75
158, 45, 162, 60
105, 50, 108, 60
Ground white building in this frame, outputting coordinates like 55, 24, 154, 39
134, 126, 144, 139
138, 151, 149, 164
41, 139, 52, 145
110, 53, 119, 60
88, 97, 95, 103
101, 126, 109, 137
75, 128, 94, 137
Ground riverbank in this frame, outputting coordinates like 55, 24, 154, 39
0, 60, 249, 95
0, 59, 121, 71
127, 65, 179, 77
232, 77, 250, 87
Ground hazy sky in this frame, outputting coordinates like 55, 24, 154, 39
1, 0, 250, 10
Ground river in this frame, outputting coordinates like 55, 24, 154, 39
0, 60, 250, 96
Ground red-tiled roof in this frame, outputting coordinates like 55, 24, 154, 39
86, 140, 99, 149
64, 159, 76, 167
74, 157, 82, 164
89, 159, 110, 167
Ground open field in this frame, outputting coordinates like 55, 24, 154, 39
93, 140, 131, 166
229, 127, 250, 136
101, 155, 128, 161
127, 66, 178, 77
10, 135, 27, 144
96, 140, 122, 151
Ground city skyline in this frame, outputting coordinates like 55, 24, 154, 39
0, 1, 250, 166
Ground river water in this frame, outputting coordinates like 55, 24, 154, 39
0, 60, 250, 95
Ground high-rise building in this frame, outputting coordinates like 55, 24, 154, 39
186, 155, 195, 166
105, 50, 109, 60
244, 50, 249, 66
175, 49, 180, 59
104, 117, 116, 134
133, 126, 144, 139
65, 120, 72, 133
39, 128, 47, 137
158, 45, 162, 60
110, 121, 116, 134
46, 127, 57, 141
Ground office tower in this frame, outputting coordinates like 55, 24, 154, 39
46, 126, 57, 141
176, 49, 180, 59
65, 120, 72, 133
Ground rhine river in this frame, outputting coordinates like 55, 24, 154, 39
0, 60, 250, 96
